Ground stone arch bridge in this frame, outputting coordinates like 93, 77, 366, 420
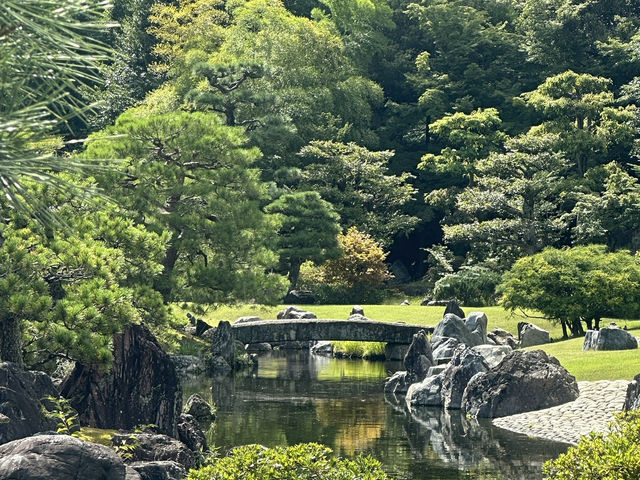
231, 318, 434, 360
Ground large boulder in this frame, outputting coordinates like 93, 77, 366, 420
384, 371, 412, 395
487, 328, 518, 350
184, 394, 215, 427
0, 434, 127, 480
209, 321, 235, 370
170, 355, 204, 377
0, 362, 59, 445
405, 373, 445, 407
441, 346, 489, 410
624, 373, 640, 411
444, 300, 465, 319
583, 325, 638, 351
60, 324, 182, 437
112, 433, 197, 470
194, 319, 211, 337
129, 461, 186, 480
464, 312, 488, 344
277, 306, 317, 319
462, 350, 579, 418
519, 323, 550, 348
403, 330, 434, 382
350, 305, 365, 316
431, 314, 483, 350
283, 290, 315, 304
471, 345, 512, 369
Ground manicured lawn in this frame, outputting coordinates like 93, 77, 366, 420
174, 303, 640, 382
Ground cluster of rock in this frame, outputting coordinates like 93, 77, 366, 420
385, 309, 578, 418
0, 323, 217, 480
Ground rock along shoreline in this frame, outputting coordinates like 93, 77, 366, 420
492, 380, 629, 445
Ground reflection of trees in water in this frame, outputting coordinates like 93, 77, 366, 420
384, 394, 568, 480
315, 399, 386, 456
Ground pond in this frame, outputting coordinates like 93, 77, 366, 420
184, 350, 568, 479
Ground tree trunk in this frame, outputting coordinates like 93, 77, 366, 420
289, 259, 302, 291
569, 318, 584, 337
584, 318, 593, 330
560, 320, 568, 339
595, 318, 601, 330
0, 316, 23, 368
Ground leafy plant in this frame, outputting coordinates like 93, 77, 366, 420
544, 411, 640, 479
42, 395, 81, 436
187, 443, 392, 480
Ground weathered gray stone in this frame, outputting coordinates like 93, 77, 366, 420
0, 434, 126, 480
519, 323, 550, 348
310, 341, 334, 356
400, 299, 410, 306
432, 314, 483, 348
583, 326, 638, 351
130, 461, 186, 480
444, 300, 465, 319
184, 394, 215, 426
471, 345, 512, 369
61, 324, 181, 438
210, 321, 235, 366
427, 299, 450, 307
0, 362, 59, 445
350, 305, 365, 316
403, 330, 434, 382
420, 297, 433, 306
441, 346, 489, 410
624, 373, 640, 410
112, 433, 196, 470
406, 373, 445, 406
464, 312, 488, 344
177, 414, 207, 453
462, 350, 579, 418
277, 306, 317, 320
487, 328, 518, 350
245, 342, 272, 353
431, 337, 461, 362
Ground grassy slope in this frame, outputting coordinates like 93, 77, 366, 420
175, 303, 640, 381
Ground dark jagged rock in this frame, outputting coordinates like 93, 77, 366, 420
177, 414, 207, 453
0, 362, 59, 445
60, 324, 182, 437
130, 461, 186, 480
623, 373, 640, 411
444, 300, 465, 319
462, 350, 579, 418
207, 321, 235, 375
464, 312, 488, 344
441, 345, 489, 409
420, 297, 433, 306
403, 330, 434, 382
0, 434, 127, 480
184, 394, 215, 426
112, 433, 196, 470
195, 319, 211, 337
431, 314, 483, 350
406, 372, 445, 406
283, 290, 315, 304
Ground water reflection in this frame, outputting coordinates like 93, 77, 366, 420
182, 351, 567, 480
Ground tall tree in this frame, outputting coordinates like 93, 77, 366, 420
297, 141, 418, 246
85, 109, 287, 304
266, 191, 341, 290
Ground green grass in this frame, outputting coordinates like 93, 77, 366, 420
76, 427, 117, 447
173, 303, 640, 382
333, 341, 386, 358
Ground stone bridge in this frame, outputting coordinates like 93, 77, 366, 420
231, 318, 433, 360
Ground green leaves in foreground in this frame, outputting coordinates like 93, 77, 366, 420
188, 443, 391, 480
544, 411, 640, 480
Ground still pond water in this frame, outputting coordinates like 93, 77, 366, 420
184, 350, 568, 480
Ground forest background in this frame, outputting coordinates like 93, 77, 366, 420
3, 0, 640, 371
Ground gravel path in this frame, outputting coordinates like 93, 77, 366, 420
492, 380, 629, 445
